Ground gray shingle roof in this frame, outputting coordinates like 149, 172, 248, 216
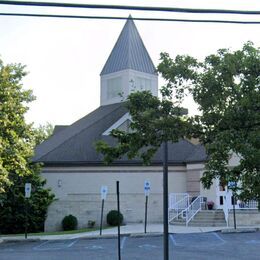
52, 125, 68, 135
100, 16, 157, 76
33, 103, 206, 166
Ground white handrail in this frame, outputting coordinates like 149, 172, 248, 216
168, 195, 190, 222
238, 200, 258, 209
223, 195, 229, 227
184, 196, 202, 226
169, 193, 189, 209
171, 196, 189, 210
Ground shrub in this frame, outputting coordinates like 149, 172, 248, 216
62, 215, 78, 231
106, 210, 123, 226
88, 220, 95, 228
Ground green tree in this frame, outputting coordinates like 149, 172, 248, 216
33, 123, 54, 146
0, 59, 54, 233
0, 59, 35, 192
158, 42, 260, 204
96, 85, 192, 260
96, 91, 190, 165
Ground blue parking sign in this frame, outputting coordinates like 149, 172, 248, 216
144, 181, 151, 196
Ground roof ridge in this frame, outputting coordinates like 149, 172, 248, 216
34, 103, 124, 161
38, 104, 127, 161
127, 18, 131, 70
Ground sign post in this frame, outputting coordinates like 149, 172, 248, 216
144, 180, 151, 233
100, 186, 108, 236
228, 181, 237, 229
116, 181, 121, 260
24, 183, 31, 239
163, 140, 169, 260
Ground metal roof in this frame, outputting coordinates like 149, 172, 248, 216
33, 103, 206, 165
100, 15, 157, 76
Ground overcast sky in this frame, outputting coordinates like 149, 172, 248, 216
1, 0, 260, 127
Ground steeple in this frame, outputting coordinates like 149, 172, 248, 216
100, 15, 158, 106
101, 15, 157, 76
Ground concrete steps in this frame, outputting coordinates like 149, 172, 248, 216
170, 210, 227, 227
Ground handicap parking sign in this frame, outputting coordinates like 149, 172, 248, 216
100, 186, 108, 200
25, 183, 31, 198
228, 181, 237, 189
144, 181, 151, 196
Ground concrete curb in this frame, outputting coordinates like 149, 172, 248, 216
1, 226, 259, 243
77, 232, 163, 240
221, 228, 258, 234
1, 238, 40, 243
79, 234, 122, 240
130, 232, 162, 238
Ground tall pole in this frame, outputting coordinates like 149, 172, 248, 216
100, 199, 105, 236
25, 198, 28, 239
163, 141, 169, 260
116, 181, 121, 260
233, 194, 237, 229
144, 195, 148, 233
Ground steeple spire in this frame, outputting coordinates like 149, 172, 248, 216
100, 16, 158, 106
101, 15, 156, 75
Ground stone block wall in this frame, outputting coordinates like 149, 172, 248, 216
42, 166, 187, 231
228, 210, 260, 226
45, 193, 163, 232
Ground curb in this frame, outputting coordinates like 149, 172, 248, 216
130, 232, 162, 238
79, 234, 121, 240
221, 228, 258, 234
77, 232, 163, 240
1, 238, 40, 243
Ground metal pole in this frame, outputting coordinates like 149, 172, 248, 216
144, 195, 148, 233
233, 194, 237, 229
100, 199, 104, 236
25, 199, 28, 239
163, 141, 169, 260
116, 181, 121, 260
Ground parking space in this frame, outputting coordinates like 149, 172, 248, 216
0, 232, 259, 260
33, 239, 78, 251
170, 232, 225, 247
122, 236, 164, 259
0, 240, 39, 252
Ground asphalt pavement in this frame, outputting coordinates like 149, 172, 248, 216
0, 232, 260, 260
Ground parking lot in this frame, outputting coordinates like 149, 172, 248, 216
0, 232, 259, 260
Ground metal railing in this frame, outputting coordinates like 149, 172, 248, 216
183, 196, 203, 226
238, 200, 258, 209
169, 193, 189, 209
168, 193, 189, 223
168, 195, 190, 222
223, 195, 229, 227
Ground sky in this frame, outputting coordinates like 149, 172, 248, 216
0, 0, 260, 127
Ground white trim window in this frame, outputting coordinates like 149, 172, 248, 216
103, 113, 132, 135
107, 77, 123, 99
136, 77, 151, 91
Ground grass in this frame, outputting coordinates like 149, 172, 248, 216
0, 226, 112, 237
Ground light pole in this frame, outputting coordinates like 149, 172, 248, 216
163, 140, 169, 260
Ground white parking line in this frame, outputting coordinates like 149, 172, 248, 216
246, 240, 260, 244
138, 244, 158, 249
85, 245, 104, 250
121, 237, 127, 250
33, 241, 49, 250
170, 234, 177, 246
68, 239, 78, 248
33, 240, 77, 251
2, 248, 15, 252
213, 232, 226, 244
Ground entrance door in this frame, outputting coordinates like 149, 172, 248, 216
216, 180, 233, 209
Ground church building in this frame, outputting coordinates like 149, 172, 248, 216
33, 17, 258, 231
